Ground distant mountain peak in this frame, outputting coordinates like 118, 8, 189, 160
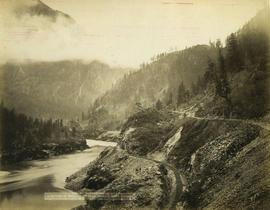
14, 0, 75, 23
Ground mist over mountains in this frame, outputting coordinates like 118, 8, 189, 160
13, 0, 75, 22
0, 0, 87, 64
0, 1, 269, 124
0, 0, 130, 119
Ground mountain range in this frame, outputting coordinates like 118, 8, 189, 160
0, 60, 127, 119
0, 0, 129, 119
1, 1, 269, 125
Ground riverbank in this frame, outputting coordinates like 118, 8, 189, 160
0, 140, 113, 210
0, 139, 89, 166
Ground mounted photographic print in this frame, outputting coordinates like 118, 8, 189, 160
0, 0, 270, 209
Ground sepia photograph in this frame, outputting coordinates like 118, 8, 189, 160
0, 0, 270, 209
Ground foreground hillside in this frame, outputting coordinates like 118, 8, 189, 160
66, 108, 270, 209
0, 60, 127, 119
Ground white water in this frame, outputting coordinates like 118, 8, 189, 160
86, 139, 117, 147
0, 140, 116, 210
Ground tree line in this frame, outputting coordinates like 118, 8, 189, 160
0, 102, 72, 153
157, 11, 269, 119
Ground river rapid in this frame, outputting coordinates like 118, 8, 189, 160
0, 139, 117, 210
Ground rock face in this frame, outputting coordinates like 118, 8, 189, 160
164, 126, 183, 156
166, 118, 270, 209
66, 108, 270, 209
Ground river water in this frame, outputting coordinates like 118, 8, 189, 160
0, 140, 117, 210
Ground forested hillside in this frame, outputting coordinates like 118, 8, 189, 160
0, 60, 127, 119
87, 45, 217, 132
195, 8, 270, 118
0, 103, 87, 164
87, 8, 270, 133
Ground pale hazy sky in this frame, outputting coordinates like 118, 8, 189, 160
0, 0, 267, 67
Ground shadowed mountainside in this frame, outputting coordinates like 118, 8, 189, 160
0, 60, 128, 119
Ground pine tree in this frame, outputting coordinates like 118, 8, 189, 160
190, 82, 195, 95
217, 45, 232, 118
226, 33, 242, 72
82, 111, 85, 121
167, 92, 173, 106
177, 82, 186, 106
205, 58, 217, 84
155, 99, 163, 110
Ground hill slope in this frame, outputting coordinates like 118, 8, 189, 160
87, 7, 270, 133
87, 45, 217, 131
66, 107, 270, 209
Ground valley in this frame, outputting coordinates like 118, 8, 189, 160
0, 0, 270, 209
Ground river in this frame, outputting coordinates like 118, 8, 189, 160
0, 139, 117, 210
